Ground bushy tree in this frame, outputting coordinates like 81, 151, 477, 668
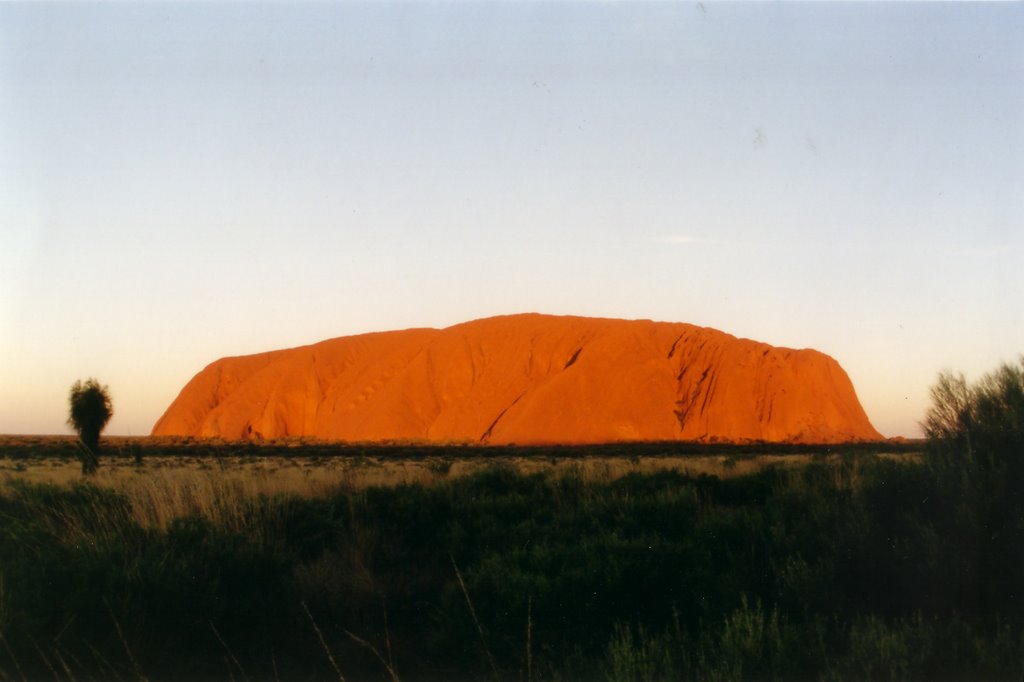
67, 378, 113, 475
923, 358, 1024, 475
922, 357, 1024, 619
922, 371, 973, 447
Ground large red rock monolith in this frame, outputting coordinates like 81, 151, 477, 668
152, 314, 881, 444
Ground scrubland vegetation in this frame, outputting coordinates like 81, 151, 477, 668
0, 360, 1021, 681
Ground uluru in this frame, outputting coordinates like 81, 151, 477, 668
152, 314, 882, 444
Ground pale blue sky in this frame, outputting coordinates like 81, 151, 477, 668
1, 1, 1021, 437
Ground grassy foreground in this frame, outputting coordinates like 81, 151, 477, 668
0, 443, 1019, 681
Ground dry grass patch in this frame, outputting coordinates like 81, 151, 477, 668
0, 450, 918, 531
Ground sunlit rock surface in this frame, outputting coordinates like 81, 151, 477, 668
152, 314, 882, 444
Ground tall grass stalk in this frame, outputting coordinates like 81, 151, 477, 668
0, 634, 26, 682
209, 622, 249, 682
450, 553, 501, 682
103, 598, 147, 682
301, 601, 345, 682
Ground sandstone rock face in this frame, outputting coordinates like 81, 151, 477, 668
152, 314, 882, 444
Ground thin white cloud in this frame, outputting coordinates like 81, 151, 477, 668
651, 234, 757, 248
653, 235, 714, 245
